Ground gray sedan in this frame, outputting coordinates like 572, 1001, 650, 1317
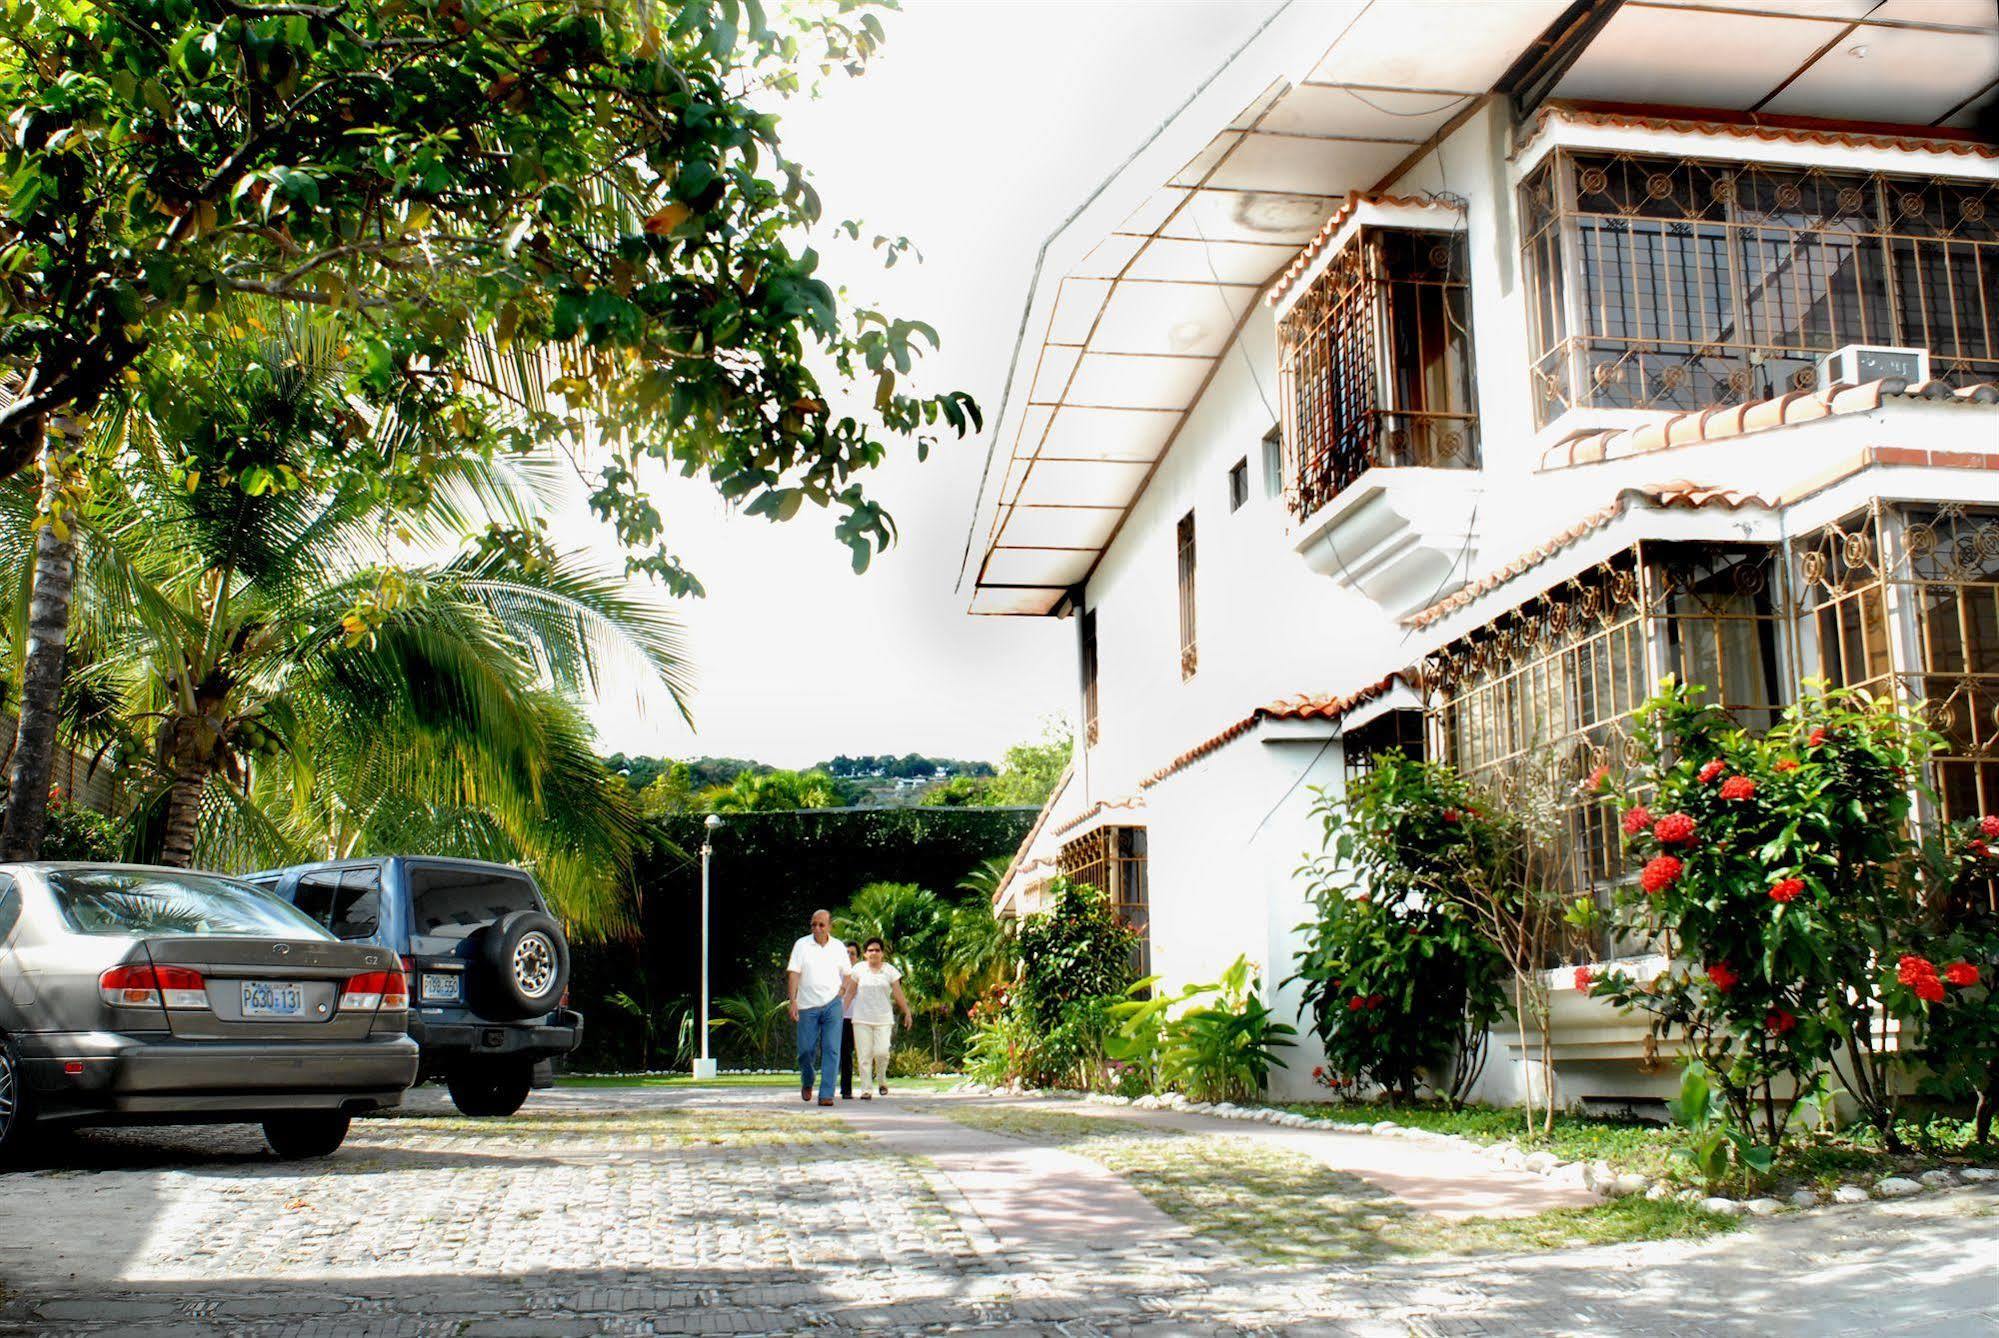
0, 864, 419, 1160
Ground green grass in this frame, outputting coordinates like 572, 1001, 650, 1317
936, 1103, 1738, 1260
1271, 1099, 1999, 1193
559, 1072, 960, 1092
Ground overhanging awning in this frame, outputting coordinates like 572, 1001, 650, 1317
963, 0, 1999, 617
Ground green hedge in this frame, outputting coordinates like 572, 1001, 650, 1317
569, 806, 1035, 1070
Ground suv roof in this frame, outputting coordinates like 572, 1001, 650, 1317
253, 856, 534, 878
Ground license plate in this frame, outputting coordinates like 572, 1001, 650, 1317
241, 980, 305, 1019
420, 973, 463, 1003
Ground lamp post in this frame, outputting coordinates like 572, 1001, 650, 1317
694, 812, 722, 1080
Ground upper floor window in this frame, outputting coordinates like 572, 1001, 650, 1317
1227, 458, 1249, 513
1260, 424, 1283, 500
1277, 227, 1479, 518
1080, 608, 1100, 747
1521, 151, 1999, 427
1176, 511, 1197, 680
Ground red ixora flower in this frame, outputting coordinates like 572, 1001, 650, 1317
1587, 764, 1610, 792
1348, 996, 1367, 1012
1765, 1009, 1797, 1035
1809, 727, 1828, 747
1915, 976, 1946, 1003
1719, 775, 1756, 801
1441, 808, 1461, 824
1971, 840, 1991, 859
1640, 854, 1683, 895
1698, 759, 1727, 784
1367, 993, 1385, 1010
1652, 812, 1698, 845
1574, 966, 1595, 992
1981, 815, 1999, 839
1706, 962, 1739, 993
1621, 805, 1653, 836
1775, 759, 1799, 772
1898, 954, 1937, 986
1768, 877, 1805, 903
1945, 961, 1981, 987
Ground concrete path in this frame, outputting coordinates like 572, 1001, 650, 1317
837, 1098, 1185, 1251
1022, 1096, 1600, 1219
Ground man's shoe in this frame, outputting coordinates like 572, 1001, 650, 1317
818, 1098, 835, 1107
801, 1084, 812, 1103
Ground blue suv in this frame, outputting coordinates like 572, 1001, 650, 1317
246, 857, 582, 1116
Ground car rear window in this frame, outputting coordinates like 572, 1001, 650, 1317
408, 865, 542, 938
48, 869, 334, 939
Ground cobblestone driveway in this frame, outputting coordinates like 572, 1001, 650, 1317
3, 1086, 1994, 1336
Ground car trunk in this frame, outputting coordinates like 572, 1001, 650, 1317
142, 937, 398, 1042
405, 866, 545, 1013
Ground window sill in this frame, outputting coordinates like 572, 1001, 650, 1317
1290, 466, 1483, 616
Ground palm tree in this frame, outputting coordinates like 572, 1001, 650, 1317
943, 859, 1018, 1005
837, 881, 947, 1000
36, 320, 688, 932
712, 978, 792, 1069
699, 768, 851, 812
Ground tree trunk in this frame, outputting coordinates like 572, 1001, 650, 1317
0, 421, 74, 862
158, 761, 212, 868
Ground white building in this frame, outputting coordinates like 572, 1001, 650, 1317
962, 0, 1999, 1105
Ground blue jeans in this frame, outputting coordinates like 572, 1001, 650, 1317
796, 999, 844, 1100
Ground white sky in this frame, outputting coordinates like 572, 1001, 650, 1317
568, 0, 1277, 769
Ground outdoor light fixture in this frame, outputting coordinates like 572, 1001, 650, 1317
694, 812, 723, 1080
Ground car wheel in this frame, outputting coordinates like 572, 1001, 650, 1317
263, 1112, 351, 1159
0, 1032, 34, 1163
473, 910, 570, 1020
446, 1061, 533, 1118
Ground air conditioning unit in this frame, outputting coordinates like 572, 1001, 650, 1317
1816, 344, 1930, 389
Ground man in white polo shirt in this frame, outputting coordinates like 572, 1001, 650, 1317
786, 908, 852, 1107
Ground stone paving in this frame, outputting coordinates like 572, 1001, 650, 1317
0, 1084, 1994, 1336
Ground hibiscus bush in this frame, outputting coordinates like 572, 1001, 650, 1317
1593, 680, 1954, 1149
1911, 821, 1999, 1142
1291, 757, 1508, 1105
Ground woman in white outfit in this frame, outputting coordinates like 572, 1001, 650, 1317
844, 937, 914, 1098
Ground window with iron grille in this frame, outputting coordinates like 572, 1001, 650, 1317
1227, 458, 1249, 513
1176, 511, 1197, 679
1521, 150, 1999, 427
1276, 227, 1479, 518
1799, 504, 1999, 852
1426, 543, 1785, 910
1341, 709, 1426, 783
1058, 826, 1150, 976
1080, 608, 1100, 748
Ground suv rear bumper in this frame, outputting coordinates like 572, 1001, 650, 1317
17, 1031, 419, 1122
409, 1008, 583, 1074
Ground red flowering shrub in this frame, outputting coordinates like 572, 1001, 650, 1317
1573, 965, 1594, 991
1898, 954, 1937, 987
1621, 805, 1652, 836
1600, 679, 1943, 1150
1945, 961, 1980, 987
1640, 854, 1683, 894
1652, 812, 1697, 845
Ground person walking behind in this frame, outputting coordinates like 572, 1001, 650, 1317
786, 910, 851, 1107
839, 941, 860, 1100
847, 937, 914, 1099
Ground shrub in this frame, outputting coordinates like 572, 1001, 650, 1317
1595, 681, 1942, 1149
1015, 878, 1138, 1030
1109, 956, 1295, 1103
888, 1043, 944, 1078
1290, 760, 1508, 1105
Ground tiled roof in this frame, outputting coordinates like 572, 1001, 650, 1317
1138, 671, 1415, 791
1403, 482, 1771, 631
1542, 379, 1999, 471
1052, 794, 1146, 839
1521, 103, 1999, 162
1266, 193, 1463, 307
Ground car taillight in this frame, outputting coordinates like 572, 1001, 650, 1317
99, 964, 208, 1010
340, 969, 407, 1012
